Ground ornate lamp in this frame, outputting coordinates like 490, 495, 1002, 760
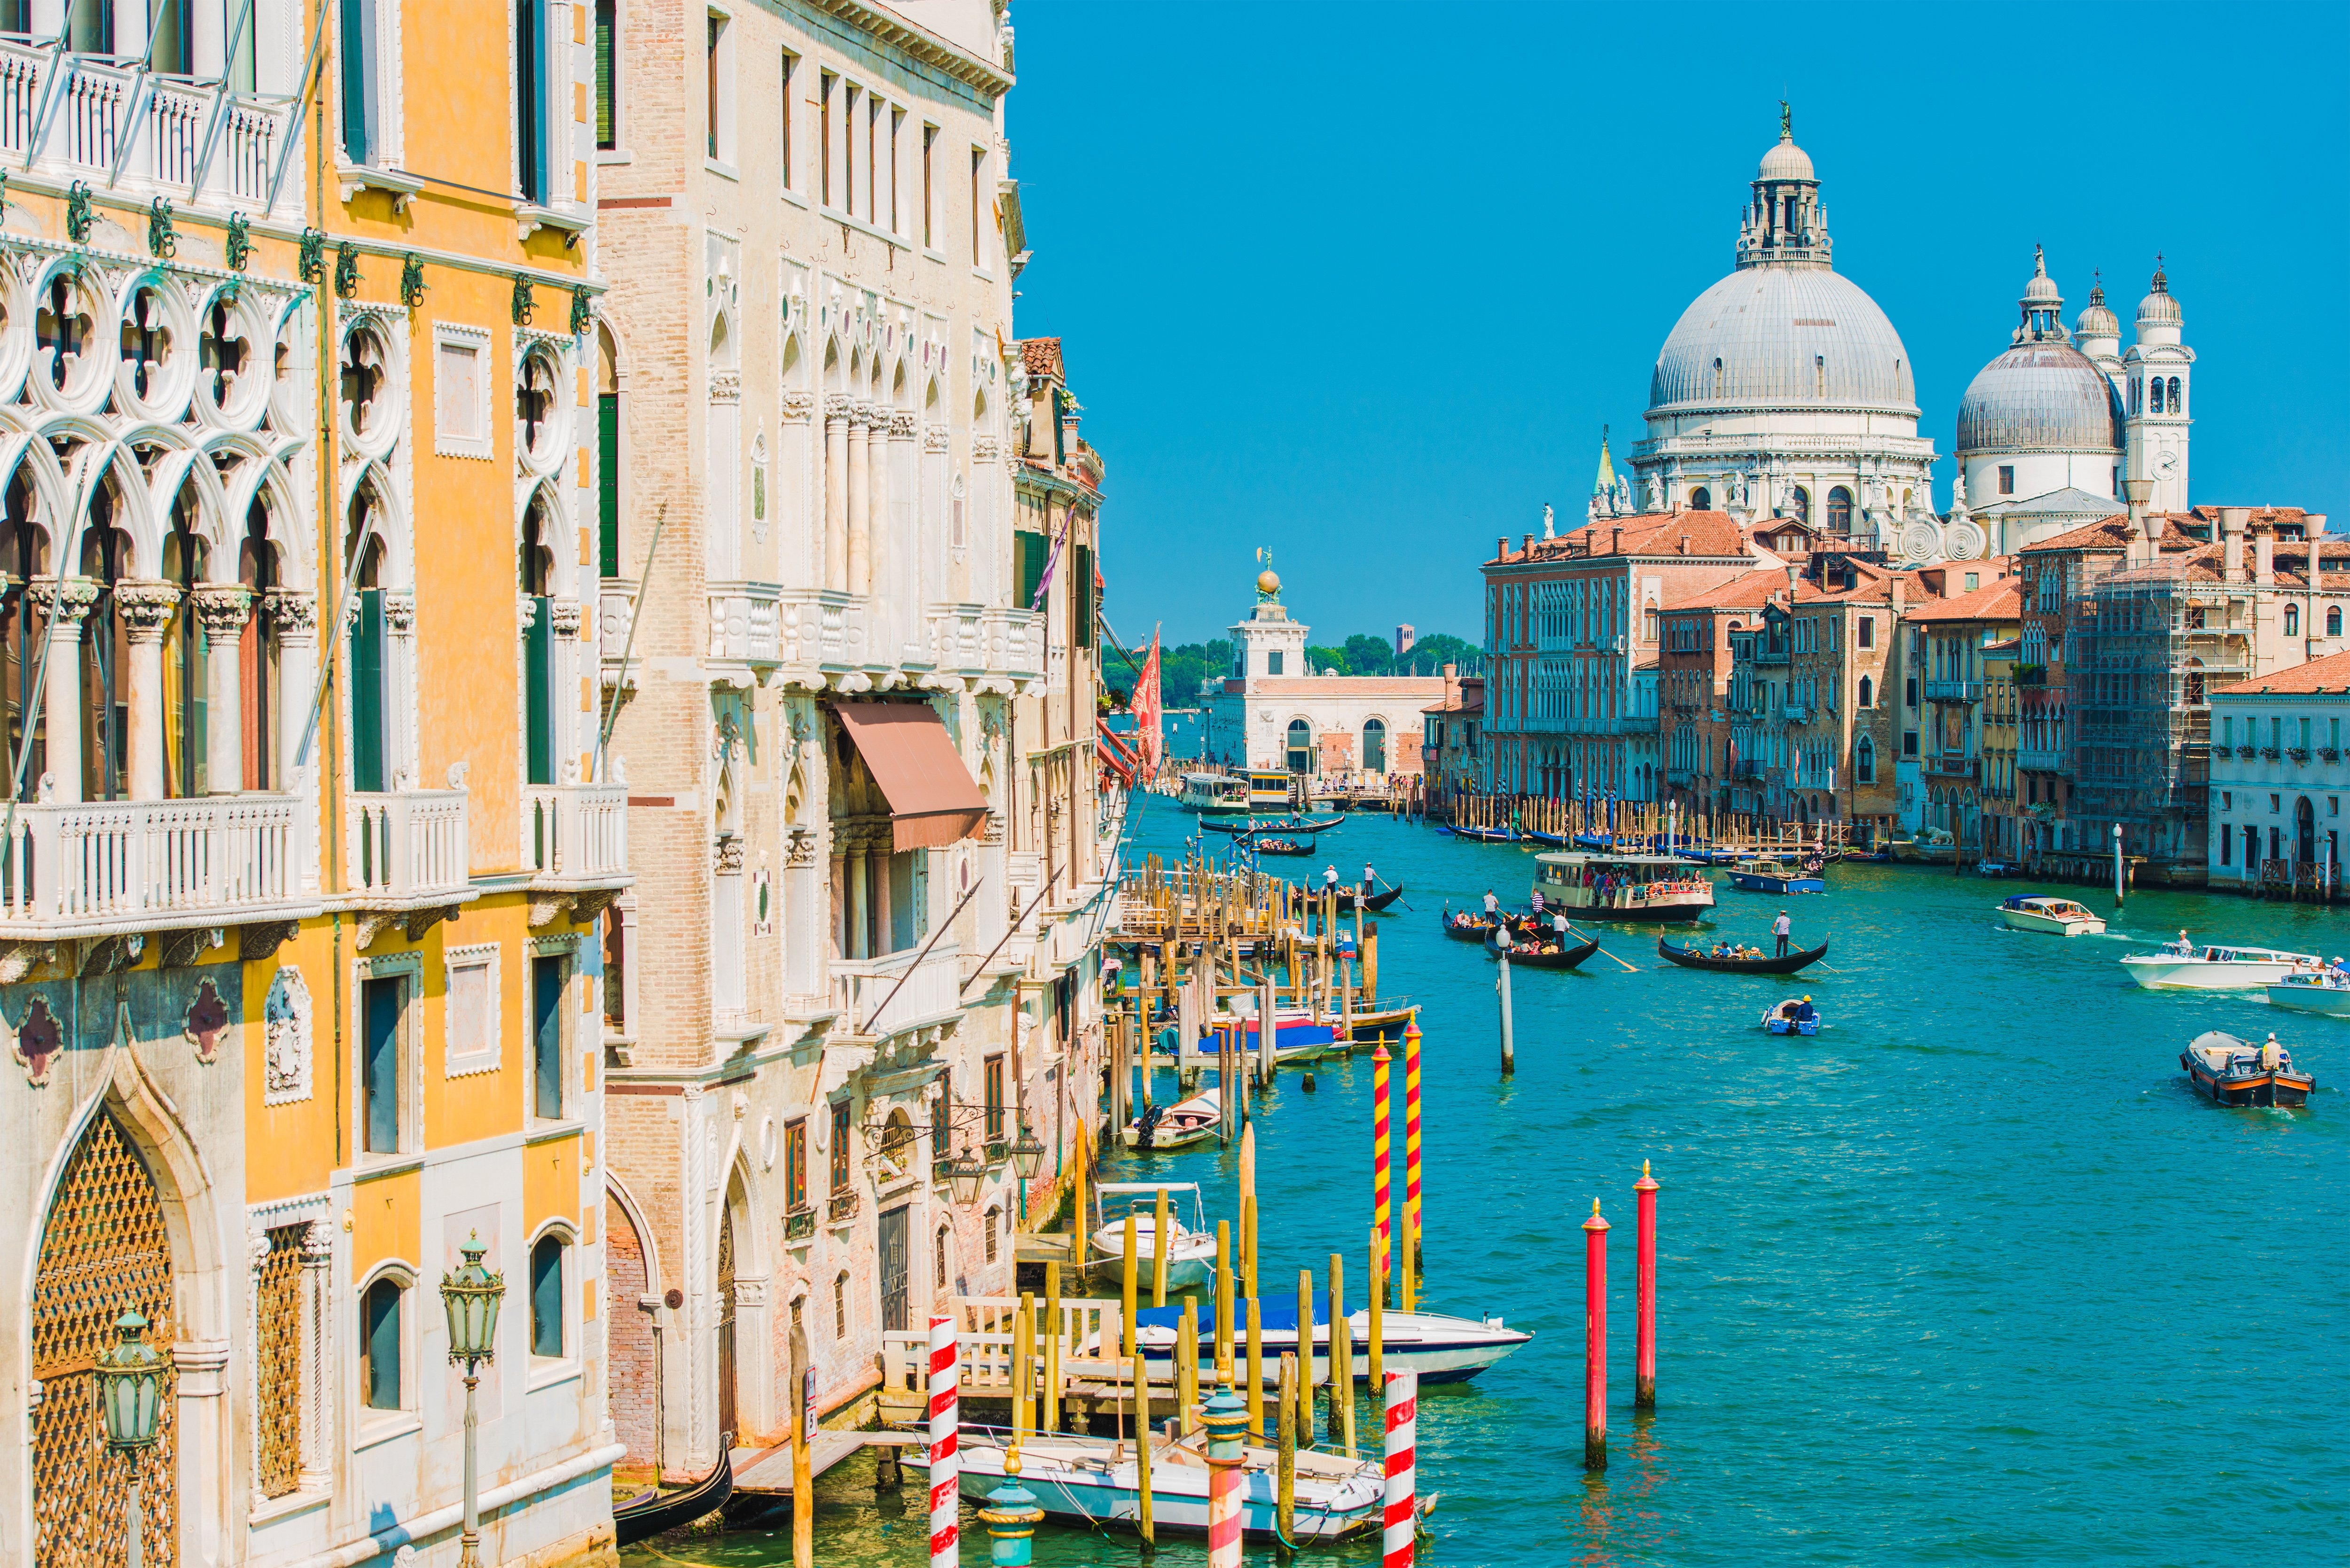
438, 1233, 507, 1568
95, 1311, 169, 1568
1009, 1121, 1047, 1181
946, 1145, 987, 1206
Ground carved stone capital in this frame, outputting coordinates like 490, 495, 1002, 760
781, 390, 816, 424
785, 827, 816, 866
302, 1220, 334, 1259
971, 436, 1000, 464
714, 835, 744, 875
382, 591, 416, 634
550, 597, 584, 640
28, 577, 101, 627
709, 370, 741, 405
264, 588, 319, 639
191, 584, 257, 640
823, 393, 852, 422
113, 579, 181, 640
888, 410, 918, 439
923, 422, 951, 453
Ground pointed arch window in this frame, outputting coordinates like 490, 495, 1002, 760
79, 488, 130, 802
346, 499, 388, 794
2149, 379, 2164, 414
240, 504, 278, 792
2167, 377, 2181, 413
1, 473, 47, 803
522, 498, 557, 785
161, 499, 208, 798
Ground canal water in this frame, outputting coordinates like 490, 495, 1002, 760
630, 795, 2348, 1566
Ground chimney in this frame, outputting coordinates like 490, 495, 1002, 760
2221, 507, 2249, 583
1523, 533, 1536, 555
1890, 575, 1905, 618
1678, 533, 1691, 555
1784, 563, 1799, 600
1611, 527, 1623, 557
2308, 514, 2329, 536
2123, 477, 2157, 566
1497, 535, 1509, 561
2255, 533, 2274, 586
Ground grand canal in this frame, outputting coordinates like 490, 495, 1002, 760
628, 794, 2348, 1566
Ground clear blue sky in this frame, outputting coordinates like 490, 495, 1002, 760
1003, 0, 2350, 653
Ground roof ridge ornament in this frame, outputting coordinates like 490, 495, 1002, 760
1779, 100, 1791, 140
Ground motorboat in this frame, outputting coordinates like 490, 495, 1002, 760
1531, 851, 1716, 923
1889, 828, 1956, 864
1132, 1296, 1533, 1385
2267, 967, 2350, 1017
2122, 934, 2323, 990
2180, 1030, 2314, 1107
1659, 936, 1829, 975
904, 1423, 1399, 1543
1089, 1182, 1219, 1292
1995, 894, 2107, 937
1207, 1008, 1340, 1064
1176, 772, 1250, 812
1445, 824, 1516, 843
1762, 997, 1822, 1036
1119, 1089, 1222, 1151
1725, 857, 1826, 895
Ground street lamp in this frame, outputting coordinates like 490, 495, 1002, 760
946, 1145, 987, 1206
439, 1232, 506, 1568
94, 1311, 168, 1568
1009, 1121, 1047, 1182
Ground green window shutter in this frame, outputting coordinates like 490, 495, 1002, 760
593, 0, 615, 148
1051, 387, 1065, 466
350, 588, 384, 793
526, 596, 554, 784
1017, 531, 1045, 611
597, 393, 620, 577
1073, 543, 1093, 648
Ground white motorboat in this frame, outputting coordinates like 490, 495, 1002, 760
1088, 1182, 1218, 1293
1119, 1088, 1222, 1151
1132, 1298, 1531, 1385
1995, 894, 2107, 936
2267, 967, 2350, 1017
905, 1423, 1399, 1543
2121, 933, 2323, 990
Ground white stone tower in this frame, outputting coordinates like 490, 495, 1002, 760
2123, 259, 2194, 513
1229, 562, 1308, 679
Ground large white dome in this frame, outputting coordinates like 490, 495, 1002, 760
1648, 267, 1917, 416
1957, 344, 2121, 455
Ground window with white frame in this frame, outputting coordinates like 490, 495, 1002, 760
359, 1267, 413, 1412
444, 944, 501, 1076
434, 324, 494, 458
529, 1230, 571, 1360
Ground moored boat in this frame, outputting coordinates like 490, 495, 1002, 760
1176, 771, 1250, 812
2179, 1030, 2314, 1107
1119, 1089, 1222, 1151
2267, 968, 2350, 1017
1207, 1009, 1341, 1064
1762, 997, 1822, 1035
1531, 851, 1716, 923
1725, 857, 1826, 895
613, 1433, 733, 1545
1995, 894, 2107, 936
2122, 933, 2322, 989
1240, 834, 1316, 856
1659, 936, 1829, 974
1889, 829, 1956, 864
1088, 1182, 1220, 1290
1445, 824, 1516, 843
1134, 1297, 1532, 1385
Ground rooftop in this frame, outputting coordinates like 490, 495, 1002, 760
2210, 649, 2350, 697
1488, 510, 1753, 567
1902, 576, 2022, 623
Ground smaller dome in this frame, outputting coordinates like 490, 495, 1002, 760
1256, 569, 1280, 596
2076, 281, 2119, 341
2138, 265, 2181, 326
1758, 131, 1813, 183
2022, 247, 2060, 305
1957, 342, 2123, 457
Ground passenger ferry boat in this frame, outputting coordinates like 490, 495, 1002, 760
1245, 769, 1293, 811
1995, 894, 2107, 936
1176, 771, 1249, 811
1725, 856, 1826, 895
2121, 934, 2323, 990
1531, 851, 1715, 923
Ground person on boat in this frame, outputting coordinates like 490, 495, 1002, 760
1531, 888, 1546, 914
2260, 1033, 2281, 1072
1772, 910, 1793, 958
1363, 862, 1378, 895
1794, 995, 1817, 1025
2164, 930, 2194, 956
1324, 865, 1340, 893
1483, 889, 1499, 916
1552, 910, 1573, 939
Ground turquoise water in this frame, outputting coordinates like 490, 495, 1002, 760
633, 795, 2348, 1566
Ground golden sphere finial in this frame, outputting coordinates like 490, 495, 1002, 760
1257, 568, 1280, 596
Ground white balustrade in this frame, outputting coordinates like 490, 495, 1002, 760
0, 794, 304, 930
346, 789, 469, 900
707, 581, 783, 667
927, 602, 987, 676
983, 607, 1043, 682
832, 941, 964, 1038
523, 782, 629, 885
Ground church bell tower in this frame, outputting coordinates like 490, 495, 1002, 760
2123, 259, 2193, 514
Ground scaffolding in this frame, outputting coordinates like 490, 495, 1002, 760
2065, 562, 2252, 865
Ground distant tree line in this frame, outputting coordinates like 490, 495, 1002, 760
1143, 632, 1483, 703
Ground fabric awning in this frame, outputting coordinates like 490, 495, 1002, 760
833, 703, 989, 851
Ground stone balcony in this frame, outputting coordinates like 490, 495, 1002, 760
830, 941, 966, 1052
0, 42, 301, 217
775, 588, 874, 680
984, 608, 1045, 685
0, 793, 321, 976
708, 580, 783, 674
345, 787, 472, 947
522, 781, 629, 926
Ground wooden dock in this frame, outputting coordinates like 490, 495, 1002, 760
730, 1432, 924, 1498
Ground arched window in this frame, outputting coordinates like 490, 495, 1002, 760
521, 497, 557, 785
346, 495, 389, 793
1826, 487, 1854, 533
985, 1207, 1001, 1264
1362, 718, 1386, 774
1690, 486, 1711, 510
2167, 377, 2182, 413
1790, 486, 1810, 525
934, 1225, 952, 1291
834, 1271, 849, 1339
1285, 718, 1311, 774
239, 502, 279, 791
2149, 379, 2163, 413
531, 1233, 566, 1358
161, 499, 207, 799
0, 473, 47, 803
2330, 606, 2343, 638
2284, 605, 2300, 637
362, 1276, 406, 1410
1858, 675, 1873, 709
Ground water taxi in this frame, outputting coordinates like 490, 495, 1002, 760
2122, 934, 2322, 990
1889, 828, 1955, 864
1725, 856, 1826, 895
2179, 1030, 2314, 1107
1119, 1090, 1222, 1152
1134, 1297, 1533, 1385
1531, 851, 1716, 923
1176, 771, 1248, 811
1088, 1182, 1219, 1288
1994, 894, 2107, 937
2267, 968, 2350, 1017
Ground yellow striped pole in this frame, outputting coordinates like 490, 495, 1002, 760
1371, 1041, 1393, 1295
1403, 1019, 1424, 1283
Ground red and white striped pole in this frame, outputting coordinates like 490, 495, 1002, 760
1381, 1369, 1418, 1566
1202, 1385, 1249, 1568
927, 1315, 960, 1568
1635, 1160, 1659, 1410
1582, 1199, 1609, 1472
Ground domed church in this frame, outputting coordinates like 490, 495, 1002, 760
1630, 108, 1941, 553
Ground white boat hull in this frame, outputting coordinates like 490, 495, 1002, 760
1135, 1309, 1531, 1385
2124, 955, 2311, 989
1997, 908, 2107, 936
2267, 978, 2350, 1016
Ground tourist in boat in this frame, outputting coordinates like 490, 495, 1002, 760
1772, 910, 1793, 958
2261, 1033, 2281, 1072
1794, 995, 1817, 1025
1531, 888, 1545, 914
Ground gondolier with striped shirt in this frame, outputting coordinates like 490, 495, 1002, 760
1772, 910, 1793, 958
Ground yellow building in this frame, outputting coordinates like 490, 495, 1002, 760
0, 9, 622, 1568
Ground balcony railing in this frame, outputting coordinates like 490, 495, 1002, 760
776, 588, 873, 671
928, 602, 988, 678
984, 607, 1045, 683
524, 782, 628, 887
0, 43, 299, 215
1782, 704, 1813, 724
708, 580, 783, 669
833, 941, 965, 1039
1749, 647, 1790, 665
347, 789, 469, 902
2017, 747, 2065, 772
0, 794, 310, 935
1923, 679, 1986, 703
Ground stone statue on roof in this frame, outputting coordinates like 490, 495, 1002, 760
1614, 474, 1632, 515
1543, 502, 1556, 539
1646, 473, 1663, 512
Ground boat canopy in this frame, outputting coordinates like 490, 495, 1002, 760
1533, 851, 1692, 870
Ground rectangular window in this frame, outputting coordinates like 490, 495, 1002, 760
705, 15, 721, 159
983, 1054, 1005, 1140
1014, 530, 1045, 610
1997, 466, 2015, 495
778, 49, 796, 188
820, 72, 835, 205
889, 107, 905, 232
446, 947, 497, 1071
1073, 542, 1094, 649
517, 0, 549, 202
922, 124, 937, 247
2221, 825, 2232, 865
865, 94, 879, 220
594, 0, 617, 149
435, 335, 488, 454
1268, 650, 1284, 675
339, 0, 377, 166
971, 145, 986, 265
785, 1118, 808, 1210
1904, 730, 1919, 757
597, 391, 620, 577
601, 912, 627, 1030
349, 587, 385, 792
532, 954, 565, 1120
2223, 716, 2234, 748
830, 1102, 852, 1194
1858, 616, 1873, 648
2300, 716, 2312, 751
361, 975, 404, 1154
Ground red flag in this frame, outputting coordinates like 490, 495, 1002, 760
1132, 629, 1164, 774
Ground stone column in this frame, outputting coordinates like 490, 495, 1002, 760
846, 825, 870, 960
383, 592, 415, 787
113, 580, 180, 801
193, 585, 255, 795
822, 393, 850, 592
888, 410, 918, 655
300, 1220, 334, 1490
781, 390, 816, 586
28, 577, 99, 802
847, 403, 873, 595
266, 590, 319, 792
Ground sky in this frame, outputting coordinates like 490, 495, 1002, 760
1002, 0, 2350, 653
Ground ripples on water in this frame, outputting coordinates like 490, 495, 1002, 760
628, 797, 2349, 1566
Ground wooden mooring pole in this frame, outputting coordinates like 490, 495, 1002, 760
1496, 945, 1516, 1077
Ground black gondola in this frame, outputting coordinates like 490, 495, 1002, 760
614, 1435, 735, 1545
1442, 909, 1504, 942
1493, 934, 1601, 970
1336, 884, 1404, 912
1657, 937, 1830, 975
1242, 834, 1317, 856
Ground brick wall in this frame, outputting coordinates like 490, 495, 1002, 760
603, 1190, 658, 1477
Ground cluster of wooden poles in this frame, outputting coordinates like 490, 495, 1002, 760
1436, 787, 1859, 852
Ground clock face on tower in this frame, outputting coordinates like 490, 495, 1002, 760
2154, 449, 2179, 478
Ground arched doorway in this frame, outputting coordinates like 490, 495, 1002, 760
1362, 718, 1386, 774
34, 1109, 178, 1568
2297, 796, 2316, 865
1285, 719, 1311, 774
715, 1189, 737, 1443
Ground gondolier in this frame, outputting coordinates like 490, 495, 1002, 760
1483, 889, 1499, 916
1772, 910, 1793, 957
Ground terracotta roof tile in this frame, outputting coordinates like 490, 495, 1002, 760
1488, 510, 1751, 566
1664, 567, 1782, 611
2211, 648, 2350, 696
1018, 337, 1065, 380
1901, 576, 2022, 623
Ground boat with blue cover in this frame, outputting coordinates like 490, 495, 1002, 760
1762, 997, 1822, 1035
1725, 855, 1826, 894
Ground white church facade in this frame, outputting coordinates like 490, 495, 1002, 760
1201, 569, 1442, 779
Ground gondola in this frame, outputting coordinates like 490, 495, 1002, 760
1444, 825, 1515, 843
1441, 909, 1505, 943
1494, 934, 1600, 970
1241, 834, 1316, 857
613, 1434, 734, 1545
1334, 884, 1404, 912
1657, 936, 1829, 975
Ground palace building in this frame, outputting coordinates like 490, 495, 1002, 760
1201, 569, 1440, 780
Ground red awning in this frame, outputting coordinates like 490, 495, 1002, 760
833, 703, 989, 851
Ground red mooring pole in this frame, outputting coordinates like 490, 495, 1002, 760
1635, 1161, 1658, 1410
1582, 1199, 1609, 1472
